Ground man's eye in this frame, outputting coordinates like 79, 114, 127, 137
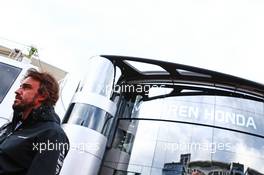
21, 85, 32, 89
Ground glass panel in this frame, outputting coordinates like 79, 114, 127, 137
214, 96, 264, 136
112, 128, 135, 154
62, 103, 111, 135
124, 60, 168, 73
77, 56, 115, 98
148, 87, 173, 98
104, 120, 264, 175
213, 128, 264, 173
215, 96, 263, 115
102, 95, 264, 175
134, 96, 264, 136
0, 62, 21, 103
136, 96, 216, 125
176, 69, 211, 78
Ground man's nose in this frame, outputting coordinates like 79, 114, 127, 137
15, 88, 22, 95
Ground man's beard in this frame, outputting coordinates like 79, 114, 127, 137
12, 101, 35, 113
12, 95, 37, 113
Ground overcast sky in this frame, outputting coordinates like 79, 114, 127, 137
1, 0, 264, 84
1, 1, 263, 171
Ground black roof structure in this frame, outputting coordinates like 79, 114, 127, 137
101, 55, 264, 102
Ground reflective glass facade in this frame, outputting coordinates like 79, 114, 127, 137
0, 62, 21, 103
63, 103, 111, 135
102, 95, 264, 175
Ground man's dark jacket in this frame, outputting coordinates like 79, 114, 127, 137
0, 105, 69, 175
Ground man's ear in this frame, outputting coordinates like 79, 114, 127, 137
37, 92, 48, 103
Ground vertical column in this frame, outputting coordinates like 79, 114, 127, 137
60, 56, 117, 175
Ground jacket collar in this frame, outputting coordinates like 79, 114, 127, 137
28, 104, 61, 124
12, 104, 61, 129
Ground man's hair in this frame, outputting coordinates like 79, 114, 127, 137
24, 69, 59, 106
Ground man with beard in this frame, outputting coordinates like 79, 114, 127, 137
0, 69, 69, 175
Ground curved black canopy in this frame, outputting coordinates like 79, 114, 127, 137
101, 55, 264, 101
